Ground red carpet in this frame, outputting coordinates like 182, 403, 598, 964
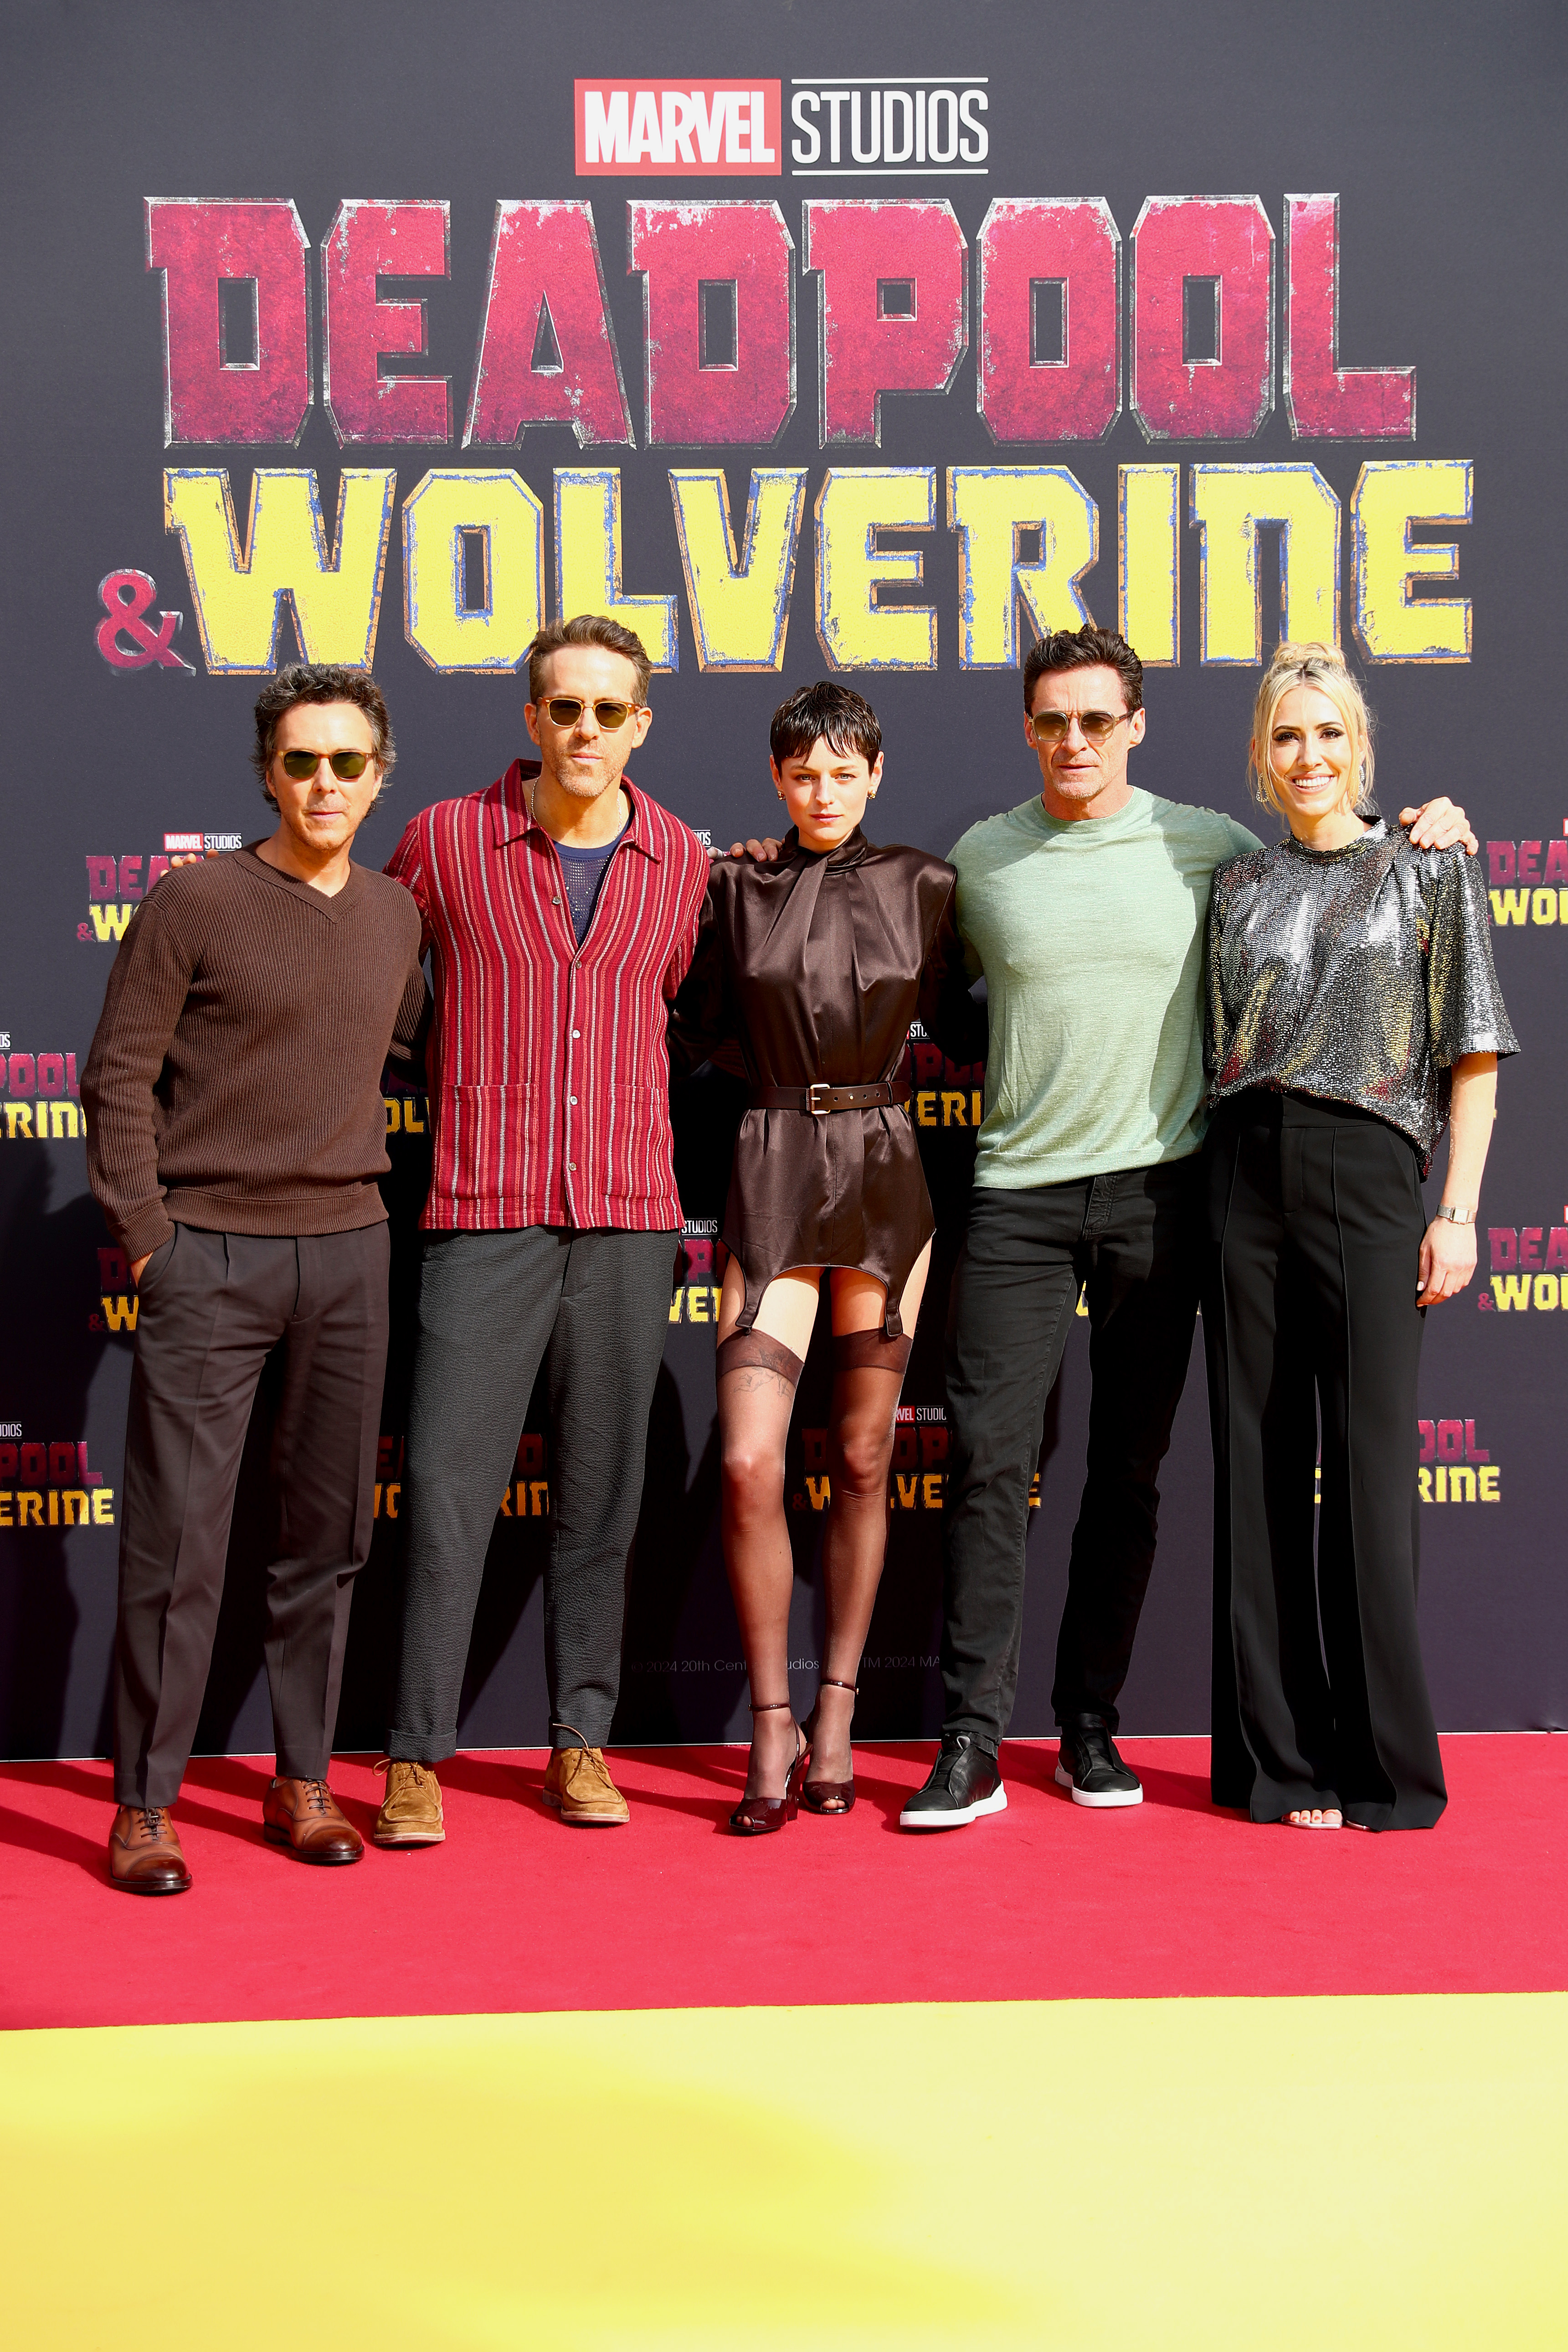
2, 1736, 1562, 2029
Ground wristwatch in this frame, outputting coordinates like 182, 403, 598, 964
1434, 1204, 1475, 1224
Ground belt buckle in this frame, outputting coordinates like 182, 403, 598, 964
807, 1081, 833, 1117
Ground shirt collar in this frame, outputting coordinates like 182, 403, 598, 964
489, 759, 658, 860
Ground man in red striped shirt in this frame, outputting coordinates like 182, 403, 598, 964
374, 616, 711, 1843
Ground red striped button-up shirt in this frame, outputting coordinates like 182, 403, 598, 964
385, 761, 710, 1233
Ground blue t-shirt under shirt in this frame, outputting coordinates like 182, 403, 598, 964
555, 834, 620, 945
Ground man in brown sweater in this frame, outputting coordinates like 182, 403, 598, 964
82, 663, 425, 1892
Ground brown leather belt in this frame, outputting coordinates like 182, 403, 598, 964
751, 1080, 911, 1117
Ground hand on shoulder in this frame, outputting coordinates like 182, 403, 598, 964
1398, 798, 1477, 857
717, 836, 783, 863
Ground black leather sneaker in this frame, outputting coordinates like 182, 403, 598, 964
1054, 1716, 1143, 1808
899, 1733, 1008, 1830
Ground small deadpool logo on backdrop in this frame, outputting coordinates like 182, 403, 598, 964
77, 835, 240, 942
369, 1433, 550, 1524
0, 1434, 114, 1530
1417, 1416, 1502, 1504
1, 1048, 82, 1143
1486, 834, 1568, 932
1482, 1218, 1568, 1312
90, 1244, 141, 1336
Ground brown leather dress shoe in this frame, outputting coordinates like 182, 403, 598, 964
371, 1758, 445, 1846
108, 1803, 192, 1894
262, 1777, 364, 1865
542, 1742, 629, 1825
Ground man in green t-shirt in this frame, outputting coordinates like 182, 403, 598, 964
900, 623, 1473, 1829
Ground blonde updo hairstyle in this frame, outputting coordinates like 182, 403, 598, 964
1248, 642, 1375, 824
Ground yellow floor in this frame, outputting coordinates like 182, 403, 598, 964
4, 1994, 1562, 2351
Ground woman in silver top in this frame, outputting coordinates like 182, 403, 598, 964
1203, 643, 1517, 1831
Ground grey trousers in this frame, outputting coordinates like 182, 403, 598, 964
386, 1225, 679, 1760
115, 1222, 389, 1807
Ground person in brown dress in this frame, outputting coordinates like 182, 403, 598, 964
672, 682, 983, 1832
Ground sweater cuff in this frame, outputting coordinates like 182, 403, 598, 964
120, 1205, 177, 1266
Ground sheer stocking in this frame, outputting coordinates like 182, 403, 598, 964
810, 1329, 912, 1788
717, 1332, 804, 1802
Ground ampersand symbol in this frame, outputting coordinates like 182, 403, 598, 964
95, 571, 194, 672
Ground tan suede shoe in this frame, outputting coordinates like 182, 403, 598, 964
108, 1803, 192, 1894
262, 1776, 364, 1865
372, 1758, 445, 1847
542, 1744, 629, 1825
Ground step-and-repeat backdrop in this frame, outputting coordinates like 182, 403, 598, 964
2, 0, 1562, 1760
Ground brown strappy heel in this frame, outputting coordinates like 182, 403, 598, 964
730, 1699, 807, 1835
801, 1678, 859, 1815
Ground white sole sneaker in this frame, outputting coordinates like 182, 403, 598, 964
899, 1782, 1008, 1831
1054, 1763, 1142, 1808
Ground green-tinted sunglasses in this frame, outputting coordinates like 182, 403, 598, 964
278, 748, 375, 782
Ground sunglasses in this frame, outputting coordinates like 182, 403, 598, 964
1028, 709, 1130, 746
539, 696, 641, 731
278, 748, 375, 781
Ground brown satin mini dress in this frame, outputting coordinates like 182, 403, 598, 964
670, 828, 984, 1336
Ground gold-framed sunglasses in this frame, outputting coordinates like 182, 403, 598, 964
1028, 708, 1130, 746
538, 696, 643, 731
278, 748, 376, 781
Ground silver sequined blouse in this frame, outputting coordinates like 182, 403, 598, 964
1205, 821, 1518, 1170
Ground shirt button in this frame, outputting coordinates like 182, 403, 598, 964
567, 1160, 576, 1171
551, 895, 561, 906
572, 1029, 581, 1039
570, 1095, 579, 1105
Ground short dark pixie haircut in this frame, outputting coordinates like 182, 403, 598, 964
1022, 622, 1143, 715
525, 613, 653, 708
770, 679, 882, 769
251, 664, 395, 804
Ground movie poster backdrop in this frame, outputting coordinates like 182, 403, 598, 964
2, 0, 1563, 1762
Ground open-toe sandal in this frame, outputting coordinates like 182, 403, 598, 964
801, 1678, 858, 1816
730, 1699, 807, 1835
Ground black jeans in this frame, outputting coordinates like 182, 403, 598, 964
941, 1159, 1203, 1752
1203, 1092, 1445, 1830
387, 1225, 679, 1761
115, 1222, 389, 1807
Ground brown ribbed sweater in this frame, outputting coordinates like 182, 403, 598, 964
82, 846, 427, 1263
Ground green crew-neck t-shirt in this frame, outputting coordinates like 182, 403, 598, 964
948, 787, 1262, 1190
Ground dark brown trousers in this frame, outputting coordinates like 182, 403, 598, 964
113, 1223, 389, 1806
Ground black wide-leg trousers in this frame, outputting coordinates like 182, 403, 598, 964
386, 1225, 679, 1762
115, 1222, 389, 1808
1203, 1092, 1446, 1831
940, 1159, 1203, 1751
